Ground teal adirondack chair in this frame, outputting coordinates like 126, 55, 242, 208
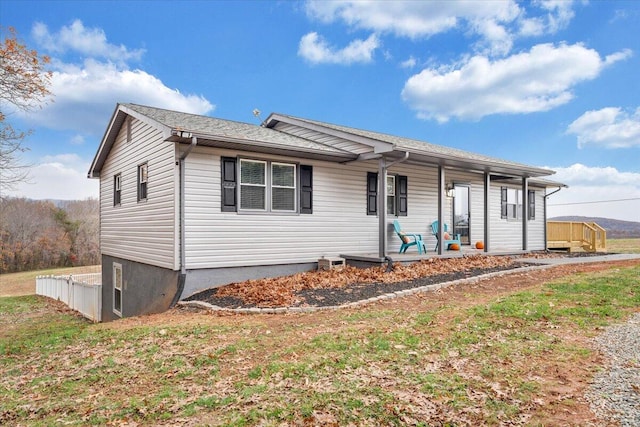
393, 220, 426, 254
430, 221, 461, 251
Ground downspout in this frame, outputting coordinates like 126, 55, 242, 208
180, 136, 198, 274
543, 186, 563, 251
170, 135, 197, 307
378, 152, 409, 260
522, 177, 529, 251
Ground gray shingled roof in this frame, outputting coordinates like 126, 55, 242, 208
270, 113, 552, 177
90, 103, 557, 181
124, 104, 349, 155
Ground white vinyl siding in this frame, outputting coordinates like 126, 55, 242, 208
99, 118, 177, 269
184, 147, 455, 268
490, 185, 546, 251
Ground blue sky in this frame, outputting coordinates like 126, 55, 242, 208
2, 0, 639, 221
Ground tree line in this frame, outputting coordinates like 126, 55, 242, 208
0, 198, 99, 273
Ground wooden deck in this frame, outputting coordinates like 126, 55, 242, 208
547, 221, 606, 253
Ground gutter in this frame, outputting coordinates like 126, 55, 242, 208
171, 134, 197, 308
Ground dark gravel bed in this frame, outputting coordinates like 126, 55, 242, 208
186, 264, 527, 309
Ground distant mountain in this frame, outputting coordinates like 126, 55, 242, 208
550, 216, 640, 238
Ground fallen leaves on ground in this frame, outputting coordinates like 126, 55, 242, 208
214, 255, 515, 307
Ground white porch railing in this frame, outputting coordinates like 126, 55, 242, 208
36, 273, 102, 322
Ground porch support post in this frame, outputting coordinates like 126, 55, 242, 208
484, 172, 490, 253
522, 177, 529, 251
437, 165, 445, 255
378, 157, 387, 259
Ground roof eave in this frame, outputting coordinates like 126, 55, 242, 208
87, 104, 172, 178
264, 113, 395, 154
172, 133, 357, 162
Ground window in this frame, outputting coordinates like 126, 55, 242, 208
501, 187, 535, 220
224, 158, 308, 214
137, 163, 148, 201
113, 262, 122, 316
507, 188, 521, 219
113, 174, 121, 206
240, 159, 266, 210
367, 172, 408, 216
387, 175, 396, 215
271, 162, 296, 211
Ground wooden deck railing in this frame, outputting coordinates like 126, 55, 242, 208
547, 221, 606, 252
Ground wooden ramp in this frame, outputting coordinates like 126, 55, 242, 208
547, 221, 607, 252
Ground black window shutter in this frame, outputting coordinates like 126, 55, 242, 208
367, 172, 378, 215
501, 187, 508, 219
397, 175, 408, 216
221, 157, 237, 212
300, 165, 313, 214
528, 190, 535, 220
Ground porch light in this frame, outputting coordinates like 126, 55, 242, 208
446, 184, 455, 198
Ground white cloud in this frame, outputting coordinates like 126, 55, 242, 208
400, 56, 417, 69
298, 32, 379, 65
7, 20, 216, 202
519, 0, 576, 36
566, 107, 640, 149
401, 43, 630, 122
546, 164, 640, 222
25, 59, 214, 134
70, 134, 85, 145
32, 20, 144, 63
5, 154, 99, 200
23, 20, 214, 135
304, 0, 577, 57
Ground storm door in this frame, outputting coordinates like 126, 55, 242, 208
453, 184, 470, 245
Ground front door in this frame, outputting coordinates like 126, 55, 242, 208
453, 184, 470, 245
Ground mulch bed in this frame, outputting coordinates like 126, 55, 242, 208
185, 252, 618, 310
295, 265, 521, 307
185, 259, 528, 309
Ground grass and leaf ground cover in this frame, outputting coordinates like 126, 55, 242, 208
1, 261, 639, 426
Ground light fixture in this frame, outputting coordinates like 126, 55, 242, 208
446, 184, 455, 198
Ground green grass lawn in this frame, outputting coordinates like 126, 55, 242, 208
1, 263, 639, 426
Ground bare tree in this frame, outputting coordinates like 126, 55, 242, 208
0, 26, 53, 195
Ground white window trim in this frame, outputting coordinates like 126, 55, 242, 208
239, 159, 267, 211
238, 158, 298, 214
271, 162, 297, 213
386, 175, 396, 216
113, 262, 122, 317
138, 163, 148, 202
506, 188, 522, 220
114, 174, 121, 206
